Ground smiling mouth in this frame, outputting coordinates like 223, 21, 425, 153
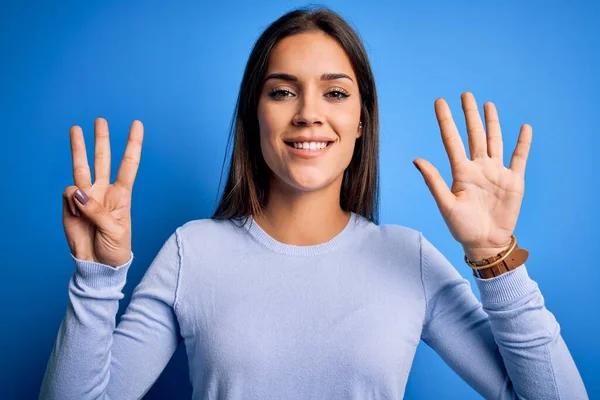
283, 141, 335, 150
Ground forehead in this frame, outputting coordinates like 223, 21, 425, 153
267, 31, 356, 80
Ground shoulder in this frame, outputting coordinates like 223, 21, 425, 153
178, 216, 233, 231
377, 223, 422, 242
366, 219, 423, 250
354, 215, 423, 259
176, 217, 241, 241
167, 217, 247, 262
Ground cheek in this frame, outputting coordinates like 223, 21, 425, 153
259, 132, 277, 168
336, 101, 362, 135
257, 103, 277, 151
330, 107, 361, 154
257, 101, 288, 145
329, 112, 361, 173
257, 104, 286, 176
336, 136, 359, 174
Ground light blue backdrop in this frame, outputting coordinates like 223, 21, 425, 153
2, 1, 598, 398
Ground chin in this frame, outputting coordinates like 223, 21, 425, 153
281, 169, 340, 193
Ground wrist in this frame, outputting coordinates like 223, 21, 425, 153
73, 252, 98, 263
463, 243, 512, 262
463, 235, 529, 280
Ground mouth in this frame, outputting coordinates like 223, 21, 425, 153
283, 140, 335, 150
283, 139, 336, 159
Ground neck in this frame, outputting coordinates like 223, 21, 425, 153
253, 175, 350, 246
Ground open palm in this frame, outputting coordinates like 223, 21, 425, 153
413, 92, 532, 260
62, 118, 144, 267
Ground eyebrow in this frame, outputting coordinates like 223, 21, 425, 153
264, 72, 354, 83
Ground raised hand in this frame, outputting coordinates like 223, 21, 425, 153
413, 92, 532, 261
62, 118, 144, 267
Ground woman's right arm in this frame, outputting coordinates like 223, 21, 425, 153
41, 118, 184, 399
39, 230, 183, 400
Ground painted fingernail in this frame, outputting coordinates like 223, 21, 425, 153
74, 189, 89, 205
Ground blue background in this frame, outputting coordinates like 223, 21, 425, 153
2, 1, 598, 398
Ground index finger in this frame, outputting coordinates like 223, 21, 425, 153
434, 98, 468, 167
115, 120, 144, 191
69, 125, 92, 188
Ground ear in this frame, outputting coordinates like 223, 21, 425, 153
356, 121, 363, 138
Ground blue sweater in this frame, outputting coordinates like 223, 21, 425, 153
40, 212, 588, 399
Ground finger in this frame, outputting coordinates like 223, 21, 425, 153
434, 98, 468, 167
63, 191, 76, 218
413, 158, 455, 216
72, 187, 121, 233
484, 102, 503, 161
63, 186, 81, 217
70, 126, 92, 188
62, 194, 71, 219
509, 124, 533, 178
94, 118, 111, 185
461, 92, 487, 159
115, 120, 144, 191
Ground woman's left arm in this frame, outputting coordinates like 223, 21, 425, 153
413, 92, 588, 398
420, 233, 588, 399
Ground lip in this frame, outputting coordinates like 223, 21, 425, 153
283, 135, 336, 143
285, 141, 334, 159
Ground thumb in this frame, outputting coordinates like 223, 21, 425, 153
413, 158, 454, 215
72, 188, 120, 233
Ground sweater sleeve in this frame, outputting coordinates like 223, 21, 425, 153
39, 229, 184, 400
419, 233, 588, 399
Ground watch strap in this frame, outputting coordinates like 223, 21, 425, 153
470, 247, 529, 279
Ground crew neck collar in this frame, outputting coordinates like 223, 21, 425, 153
242, 212, 359, 256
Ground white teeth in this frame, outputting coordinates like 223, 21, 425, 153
292, 142, 328, 150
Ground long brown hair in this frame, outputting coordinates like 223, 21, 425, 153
212, 6, 380, 224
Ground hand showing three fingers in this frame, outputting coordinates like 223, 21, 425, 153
62, 118, 144, 267
413, 92, 532, 261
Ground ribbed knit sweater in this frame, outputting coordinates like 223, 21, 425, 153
39, 212, 588, 399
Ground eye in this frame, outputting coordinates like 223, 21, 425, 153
268, 88, 295, 100
324, 88, 350, 101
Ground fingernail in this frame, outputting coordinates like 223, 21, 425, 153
413, 161, 421, 172
74, 189, 89, 205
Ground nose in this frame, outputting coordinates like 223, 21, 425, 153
292, 90, 323, 127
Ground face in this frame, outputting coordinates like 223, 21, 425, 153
257, 31, 362, 193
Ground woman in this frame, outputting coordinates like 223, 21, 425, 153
40, 6, 588, 400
